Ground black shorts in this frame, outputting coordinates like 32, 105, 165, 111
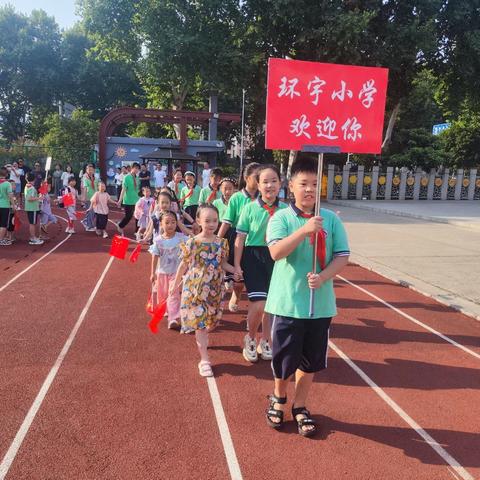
96, 213, 108, 230
27, 211, 39, 225
271, 315, 332, 379
241, 246, 274, 302
0, 208, 10, 229
7, 210, 15, 232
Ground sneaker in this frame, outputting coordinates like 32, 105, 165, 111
168, 319, 179, 330
86, 227, 96, 232
102, 232, 108, 239
257, 338, 272, 361
65, 227, 71, 233
242, 334, 258, 363
0, 239, 12, 246
29, 238, 44, 245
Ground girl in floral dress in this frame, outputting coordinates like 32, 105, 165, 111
170, 204, 237, 377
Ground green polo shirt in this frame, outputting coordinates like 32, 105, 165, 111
265, 205, 350, 319
180, 185, 201, 207
122, 173, 140, 205
222, 189, 259, 228
236, 198, 287, 247
199, 185, 222, 204
0, 180, 13, 208
212, 198, 228, 222
24, 185, 40, 212
82, 175, 98, 201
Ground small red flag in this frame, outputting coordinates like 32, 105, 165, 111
109, 235, 130, 260
38, 182, 48, 195
129, 244, 142, 263
62, 193, 74, 207
13, 211, 21, 232
148, 300, 167, 334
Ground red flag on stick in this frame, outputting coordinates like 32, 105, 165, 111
109, 235, 130, 260
148, 300, 167, 334
129, 244, 142, 263
38, 182, 48, 195
13, 211, 21, 232
62, 193, 74, 207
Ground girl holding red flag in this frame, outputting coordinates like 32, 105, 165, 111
61, 176, 78, 234
171, 204, 237, 377
234, 164, 287, 364
149, 211, 190, 330
179, 171, 201, 222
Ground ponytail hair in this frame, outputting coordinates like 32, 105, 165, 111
238, 162, 260, 190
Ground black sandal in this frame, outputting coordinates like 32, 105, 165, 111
265, 394, 287, 429
292, 406, 317, 437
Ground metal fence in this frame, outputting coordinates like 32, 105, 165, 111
327, 165, 480, 201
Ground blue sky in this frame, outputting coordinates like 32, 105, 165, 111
0, 0, 80, 29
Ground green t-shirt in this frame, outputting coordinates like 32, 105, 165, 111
180, 185, 201, 207
122, 173, 140, 206
212, 198, 228, 222
265, 205, 350, 319
82, 175, 98, 201
236, 198, 287, 247
222, 189, 259, 228
199, 185, 222, 204
0, 180, 13, 208
24, 185, 40, 212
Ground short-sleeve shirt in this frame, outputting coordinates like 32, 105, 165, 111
24, 184, 40, 212
180, 185, 201, 207
154, 169, 166, 188
91, 191, 111, 215
265, 205, 350, 319
199, 185, 222, 204
82, 174, 98, 201
222, 189, 259, 229
212, 198, 228, 222
236, 197, 287, 247
0, 179, 13, 208
149, 232, 187, 275
122, 173, 140, 205
139, 170, 151, 189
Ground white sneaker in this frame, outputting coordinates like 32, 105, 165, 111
0, 239, 12, 246
102, 232, 108, 239
86, 227, 96, 232
242, 334, 258, 363
29, 238, 44, 245
257, 338, 272, 361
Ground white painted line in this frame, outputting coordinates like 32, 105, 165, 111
0, 232, 72, 294
337, 275, 480, 361
0, 257, 114, 480
329, 340, 474, 480
206, 376, 243, 480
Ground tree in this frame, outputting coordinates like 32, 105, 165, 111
0, 7, 62, 141
40, 110, 99, 166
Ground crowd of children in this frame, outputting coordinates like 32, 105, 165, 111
1, 157, 351, 437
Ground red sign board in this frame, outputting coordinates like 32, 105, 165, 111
265, 58, 389, 154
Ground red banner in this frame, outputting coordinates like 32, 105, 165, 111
265, 58, 389, 154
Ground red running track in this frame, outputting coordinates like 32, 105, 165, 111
0, 217, 479, 480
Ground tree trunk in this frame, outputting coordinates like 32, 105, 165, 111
286, 150, 298, 178
381, 102, 401, 150
171, 86, 188, 139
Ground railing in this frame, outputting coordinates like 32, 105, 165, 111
327, 165, 480, 201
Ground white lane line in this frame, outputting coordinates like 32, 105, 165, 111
0, 224, 71, 294
206, 377, 243, 480
0, 257, 114, 480
329, 340, 474, 480
337, 275, 480, 361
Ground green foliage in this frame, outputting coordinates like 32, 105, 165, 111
40, 110, 99, 165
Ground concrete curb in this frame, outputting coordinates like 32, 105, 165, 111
348, 256, 480, 322
328, 200, 480, 232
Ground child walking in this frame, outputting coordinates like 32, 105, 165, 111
40, 183, 57, 238
24, 172, 44, 245
234, 164, 287, 363
179, 171, 201, 222
89, 181, 116, 238
265, 158, 350, 437
218, 163, 260, 312
171, 204, 236, 377
61, 176, 78, 234
149, 211, 189, 329
134, 186, 155, 240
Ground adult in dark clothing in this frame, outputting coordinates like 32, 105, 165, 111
138, 163, 151, 192
32, 162, 45, 190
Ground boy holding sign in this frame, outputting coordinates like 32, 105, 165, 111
264, 158, 350, 437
